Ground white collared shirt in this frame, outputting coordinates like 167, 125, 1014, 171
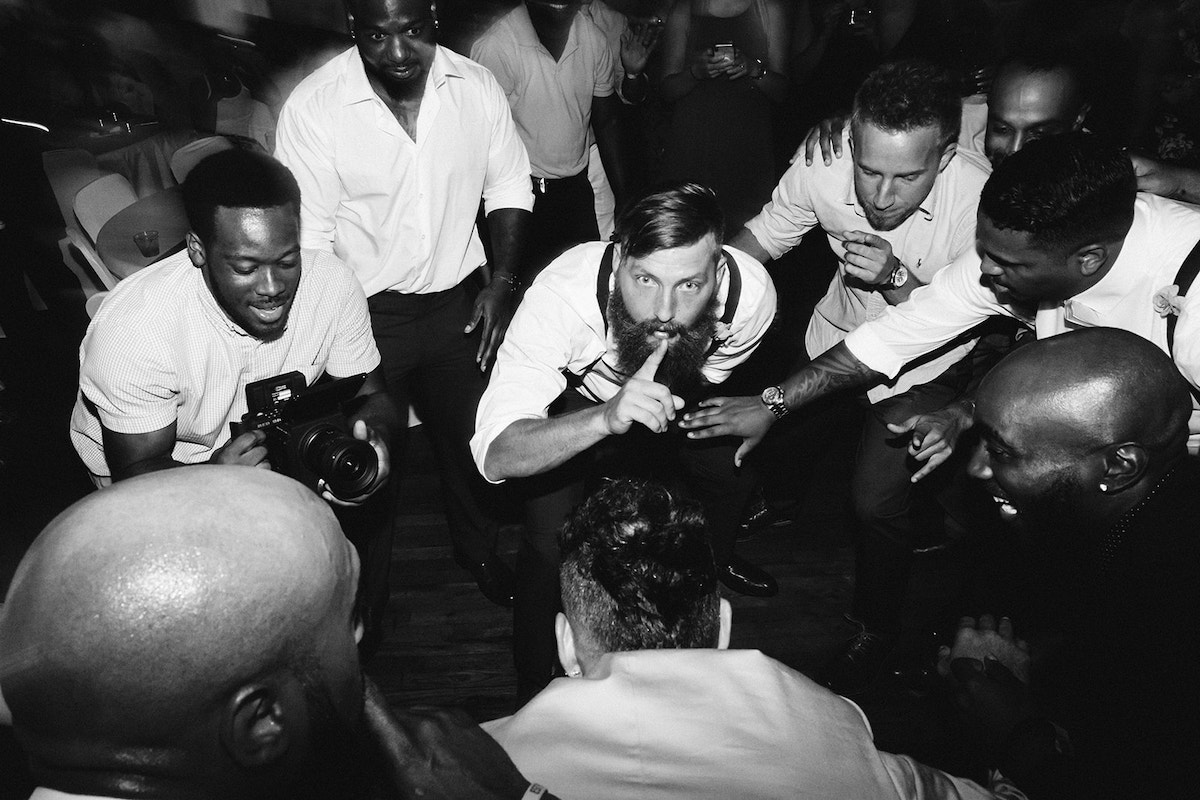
471, 3, 616, 179
275, 45, 533, 298
845, 193, 1200, 443
743, 129, 991, 401
471, 242, 777, 481
70, 249, 381, 479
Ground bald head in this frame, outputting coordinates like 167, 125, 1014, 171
0, 467, 360, 786
980, 328, 1191, 457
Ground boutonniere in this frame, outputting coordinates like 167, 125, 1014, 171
712, 320, 732, 345
1153, 285, 1184, 318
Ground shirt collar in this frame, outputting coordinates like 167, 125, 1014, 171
1062, 200, 1147, 324
341, 44, 458, 107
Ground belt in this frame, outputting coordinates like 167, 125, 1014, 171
531, 171, 587, 195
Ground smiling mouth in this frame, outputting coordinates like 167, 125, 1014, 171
251, 303, 286, 324
990, 493, 1019, 520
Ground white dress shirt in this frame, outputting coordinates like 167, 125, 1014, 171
845, 193, 1200, 444
471, 3, 615, 179
471, 242, 777, 480
70, 249, 380, 480
274, 45, 533, 298
743, 129, 990, 401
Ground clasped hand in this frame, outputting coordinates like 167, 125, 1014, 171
840, 230, 898, 286
692, 46, 750, 80
937, 615, 1036, 745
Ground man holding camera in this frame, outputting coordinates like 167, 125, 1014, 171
70, 149, 396, 500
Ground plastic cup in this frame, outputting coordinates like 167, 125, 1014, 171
133, 230, 160, 258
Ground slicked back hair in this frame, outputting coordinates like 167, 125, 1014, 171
613, 182, 724, 263
558, 479, 720, 655
182, 148, 301, 245
980, 133, 1136, 253
851, 59, 962, 150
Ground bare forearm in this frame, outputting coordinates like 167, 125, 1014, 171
351, 392, 401, 444
779, 342, 884, 411
728, 227, 772, 264
486, 207, 531, 284
112, 455, 186, 482
483, 407, 610, 480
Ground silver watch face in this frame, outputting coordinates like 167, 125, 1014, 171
762, 386, 784, 405
889, 265, 909, 288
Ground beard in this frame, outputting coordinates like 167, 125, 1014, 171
609, 287, 718, 396
1012, 467, 1090, 538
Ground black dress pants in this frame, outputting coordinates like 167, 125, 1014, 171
367, 283, 500, 565
527, 171, 600, 277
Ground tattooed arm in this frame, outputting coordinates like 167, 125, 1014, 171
679, 342, 884, 465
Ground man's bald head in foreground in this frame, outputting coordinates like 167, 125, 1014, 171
0, 466, 365, 799
970, 328, 1192, 531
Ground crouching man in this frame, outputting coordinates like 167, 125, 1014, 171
471, 183, 778, 700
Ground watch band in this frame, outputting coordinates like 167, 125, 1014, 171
881, 261, 908, 290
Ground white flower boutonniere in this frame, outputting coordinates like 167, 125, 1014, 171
712, 320, 732, 345
1153, 285, 1184, 318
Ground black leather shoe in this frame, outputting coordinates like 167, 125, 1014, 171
819, 626, 899, 697
455, 552, 516, 607
719, 555, 778, 597
737, 494, 798, 541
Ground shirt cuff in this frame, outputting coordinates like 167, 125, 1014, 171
843, 325, 905, 380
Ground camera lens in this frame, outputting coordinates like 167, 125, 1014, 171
299, 424, 379, 499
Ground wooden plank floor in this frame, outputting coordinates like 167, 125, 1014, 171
366, 425, 861, 724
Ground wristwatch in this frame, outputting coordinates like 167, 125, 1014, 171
760, 385, 789, 419
880, 260, 909, 290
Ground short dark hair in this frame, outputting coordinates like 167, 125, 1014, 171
995, 40, 1090, 108
613, 182, 724, 262
851, 59, 962, 150
980, 133, 1136, 252
558, 479, 720, 655
182, 149, 301, 244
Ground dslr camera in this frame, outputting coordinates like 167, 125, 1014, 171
231, 371, 380, 500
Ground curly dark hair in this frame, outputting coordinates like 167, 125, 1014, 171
851, 59, 962, 150
182, 148, 301, 245
980, 133, 1136, 252
558, 479, 720, 656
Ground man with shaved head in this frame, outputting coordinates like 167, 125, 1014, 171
0, 466, 559, 800
940, 328, 1199, 799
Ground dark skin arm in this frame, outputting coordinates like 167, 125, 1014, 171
465, 207, 530, 371
679, 341, 883, 464
104, 424, 269, 482
363, 678, 563, 800
592, 92, 627, 207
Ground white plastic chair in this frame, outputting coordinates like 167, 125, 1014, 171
73, 173, 138, 243
42, 148, 107, 233
169, 135, 236, 184
71, 174, 139, 290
